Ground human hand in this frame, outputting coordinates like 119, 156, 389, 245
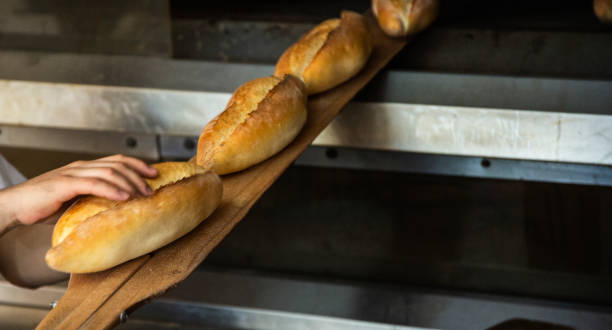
0, 154, 158, 226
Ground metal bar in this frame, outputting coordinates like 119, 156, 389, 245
0, 80, 229, 136
0, 281, 64, 309
156, 136, 612, 187
159, 135, 198, 160
1, 80, 611, 166
154, 268, 612, 330
2, 125, 609, 187
0, 125, 158, 160
134, 301, 432, 330
296, 146, 612, 187
1, 268, 610, 330
314, 102, 612, 166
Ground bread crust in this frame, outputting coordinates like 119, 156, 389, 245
197, 75, 307, 175
46, 162, 222, 273
594, 0, 612, 22
274, 11, 373, 95
372, 0, 439, 37
51, 162, 206, 247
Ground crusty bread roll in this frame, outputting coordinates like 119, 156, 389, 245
197, 74, 307, 175
274, 11, 373, 95
46, 162, 222, 273
594, 0, 612, 22
372, 0, 439, 37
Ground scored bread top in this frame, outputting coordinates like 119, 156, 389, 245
274, 18, 340, 81
373, 0, 439, 36
196, 74, 307, 175
226, 76, 281, 116
302, 11, 372, 94
595, 0, 612, 22
46, 169, 222, 273
372, 0, 408, 36
196, 76, 282, 172
275, 11, 372, 95
51, 162, 205, 246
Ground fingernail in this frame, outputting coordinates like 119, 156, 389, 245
119, 191, 130, 200
145, 186, 153, 195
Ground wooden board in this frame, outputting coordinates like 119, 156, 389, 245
37, 14, 408, 330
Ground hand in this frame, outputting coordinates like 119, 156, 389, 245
0, 154, 158, 226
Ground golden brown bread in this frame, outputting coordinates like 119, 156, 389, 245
274, 11, 373, 95
372, 0, 439, 37
196, 75, 307, 175
46, 162, 222, 273
594, 0, 612, 22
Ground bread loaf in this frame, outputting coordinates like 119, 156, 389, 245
197, 74, 307, 175
372, 0, 439, 37
46, 162, 222, 273
274, 11, 373, 95
594, 0, 612, 22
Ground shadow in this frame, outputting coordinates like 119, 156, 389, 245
487, 318, 574, 330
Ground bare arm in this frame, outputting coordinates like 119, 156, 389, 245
0, 154, 158, 287
0, 223, 67, 288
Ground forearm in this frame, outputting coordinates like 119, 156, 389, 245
0, 154, 156, 287
0, 224, 68, 288
0, 189, 67, 287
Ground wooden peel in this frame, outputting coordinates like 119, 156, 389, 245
37, 13, 408, 330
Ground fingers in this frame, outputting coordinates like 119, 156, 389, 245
63, 155, 157, 196
71, 162, 152, 196
64, 176, 131, 201
103, 162, 153, 196
63, 167, 142, 197
5, 155, 158, 226
100, 154, 158, 177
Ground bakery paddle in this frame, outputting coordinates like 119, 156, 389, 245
37, 12, 408, 330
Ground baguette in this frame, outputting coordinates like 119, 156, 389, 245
197, 74, 307, 175
372, 0, 439, 37
594, 0, 612, 22
274, 11, 373, 95
46, 162, 222, 273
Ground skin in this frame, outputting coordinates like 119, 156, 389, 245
0, 154, 158, 288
